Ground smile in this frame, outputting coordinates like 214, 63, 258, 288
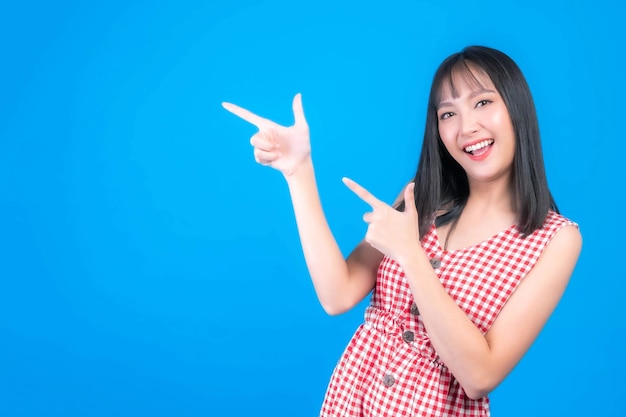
464, 139, 494, 156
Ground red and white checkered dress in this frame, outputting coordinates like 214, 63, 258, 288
320, 210, 576, 417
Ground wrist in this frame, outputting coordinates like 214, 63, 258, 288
284, 156, 314, 181
397, 244, 430, 275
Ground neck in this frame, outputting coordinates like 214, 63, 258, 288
442, 176, 517, 252
465, 176, 516, 218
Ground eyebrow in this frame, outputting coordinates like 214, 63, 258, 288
437, 88, 497, 109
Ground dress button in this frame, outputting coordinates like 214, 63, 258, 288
410, 302, 420, 316
430, 258, 441, 269
382, 374, 395, 387
402, 330, 415, 343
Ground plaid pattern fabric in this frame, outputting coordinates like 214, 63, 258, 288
320, 211, 576, 416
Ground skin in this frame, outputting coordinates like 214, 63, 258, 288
222, 81, 582, 399
436, 67, 519, 250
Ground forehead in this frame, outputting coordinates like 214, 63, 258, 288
437, 63, 496, 104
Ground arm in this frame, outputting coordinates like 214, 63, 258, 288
284, 160, 381, 314
400, 225, 582, 399
342, 178, 582, 399
223, 95, 402, 315
287, 172, 410, 315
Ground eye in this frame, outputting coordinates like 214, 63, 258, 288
475, 99, 492, 108
439, 111, 454, 120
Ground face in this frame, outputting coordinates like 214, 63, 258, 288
436, 66, 516, 187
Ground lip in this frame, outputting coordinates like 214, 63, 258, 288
462, 138, 493, 149
464, 139, 494, 161
467, 146, 492, 161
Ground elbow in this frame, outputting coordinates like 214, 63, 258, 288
320, 295, 361, 316
464, 386, 491, 401
320, 302, 350, 316
317, 286, 367, 316
461, 375, 497, 400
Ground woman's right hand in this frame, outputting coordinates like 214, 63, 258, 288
222, 93, 311, 177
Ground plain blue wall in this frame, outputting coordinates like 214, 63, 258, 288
1, 0, 624, 415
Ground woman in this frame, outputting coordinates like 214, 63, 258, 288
222, 46, 582, 416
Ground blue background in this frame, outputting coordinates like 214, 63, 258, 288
1, 0, 624, 415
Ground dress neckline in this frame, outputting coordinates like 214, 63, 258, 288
431, 222, 519, 254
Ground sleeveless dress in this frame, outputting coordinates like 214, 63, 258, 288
320, 211, 577, 417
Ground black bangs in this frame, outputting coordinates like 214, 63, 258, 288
435, 59, 487, 107
409, 45, 557, 239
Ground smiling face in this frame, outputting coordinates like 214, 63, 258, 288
436, 65, 516, 187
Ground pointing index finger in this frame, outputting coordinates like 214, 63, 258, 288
342, 177, 384, 208
222, 102, 270, 128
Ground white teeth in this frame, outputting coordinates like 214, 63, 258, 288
464, 140, 494, 153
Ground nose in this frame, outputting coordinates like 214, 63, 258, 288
460, 113, 479, 137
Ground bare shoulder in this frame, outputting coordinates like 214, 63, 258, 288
482, 223, 582, 386
547, 223, 582, 258
524, 212, 582, 286
492, 222, 582, 334
493, 221, 582, 329
536, 221, 582, 280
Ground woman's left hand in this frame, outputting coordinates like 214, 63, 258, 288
342, 177, 422, 266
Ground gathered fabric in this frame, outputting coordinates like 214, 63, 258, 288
320, 211, 576, 417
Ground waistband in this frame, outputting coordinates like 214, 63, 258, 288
364, 306, 446, 368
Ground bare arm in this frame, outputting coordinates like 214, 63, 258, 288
287, 167, 411, 314
284, 160, 381, 314
223, 95, 406, 314
342, 178, 582, 400
401, 224, 582, 399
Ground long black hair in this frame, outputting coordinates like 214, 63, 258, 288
398, 46, 558, 239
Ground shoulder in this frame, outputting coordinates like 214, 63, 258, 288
543, 210, 579, 230
503, 210, 581, 272
484, 214, 581, 392
534, 210, 582, 262
527, 210, 581, 244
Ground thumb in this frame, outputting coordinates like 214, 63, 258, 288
403, 183, 417, 216
292, 93, 307, 126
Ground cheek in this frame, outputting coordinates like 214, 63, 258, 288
491, 110, 516, 154
437, 122, 458, 151
490, 107, 514, 134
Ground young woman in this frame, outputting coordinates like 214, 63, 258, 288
223, 46, 582, 417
